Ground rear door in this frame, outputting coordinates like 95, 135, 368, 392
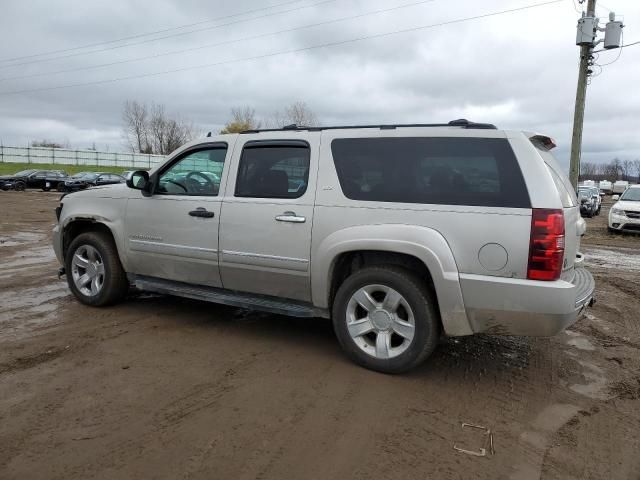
219, 135, 319, 302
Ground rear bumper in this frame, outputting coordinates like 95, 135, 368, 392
460, 267, 595, 336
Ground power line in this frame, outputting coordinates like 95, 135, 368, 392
0, 0, 338, 68
0, 0, 564, 96
0, 0, 308, 64
593, 40, 639, 53
0, 0, 440, 83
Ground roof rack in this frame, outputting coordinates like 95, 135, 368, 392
240, 119, 497, 134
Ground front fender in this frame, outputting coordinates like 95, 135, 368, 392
59, 196, 129, 271
312, 224, 472, 336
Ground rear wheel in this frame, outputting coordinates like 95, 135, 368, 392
65, 231, 128, 306
332, 266, 440, 374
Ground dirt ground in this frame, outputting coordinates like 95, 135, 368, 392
1, 191, 639, 480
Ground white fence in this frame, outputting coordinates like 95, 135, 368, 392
0, 145, 165, 169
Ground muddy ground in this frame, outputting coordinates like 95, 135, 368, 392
1, 191, 639, 480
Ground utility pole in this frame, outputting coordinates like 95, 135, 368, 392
569, 0, 596, 190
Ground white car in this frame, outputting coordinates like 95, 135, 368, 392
609, 185, 640, 233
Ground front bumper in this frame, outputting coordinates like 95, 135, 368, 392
52, 224, 64, 265
609, 213, 640, 232
460, 267, 595, 336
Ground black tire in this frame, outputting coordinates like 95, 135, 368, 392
65, 231, 128, 306
332, 266, 440, 374
14, 181, 26, 191
56, 183, 66, 192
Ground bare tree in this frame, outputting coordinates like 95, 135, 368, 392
122, 100, 151, 153
122, 100, 199, 154
269, 101, 319, 128
220, 106, 261, 134
633, 159, 640, 183
621, 159, 633, 181
580, 161, 598, 178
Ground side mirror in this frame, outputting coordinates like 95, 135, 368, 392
126, 170, 152, 196
612, 195, 620, 201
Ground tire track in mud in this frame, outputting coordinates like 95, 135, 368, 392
51, 352, 263, 480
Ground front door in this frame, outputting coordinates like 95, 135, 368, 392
219, 136, 319, 302
124, 144, 229, 287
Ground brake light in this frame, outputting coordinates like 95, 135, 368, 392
527, 209, 565, 281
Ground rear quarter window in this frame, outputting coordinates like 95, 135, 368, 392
331, 137, 530, 208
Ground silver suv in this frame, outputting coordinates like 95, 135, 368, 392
53, 119, 595, 373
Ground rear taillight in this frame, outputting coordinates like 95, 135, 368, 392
527, 209, 565, 281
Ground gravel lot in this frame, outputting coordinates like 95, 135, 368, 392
1, 191, 639, 480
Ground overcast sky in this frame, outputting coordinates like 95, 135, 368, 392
0, 0, 638, 168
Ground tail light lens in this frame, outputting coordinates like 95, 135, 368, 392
527, 209, 565, 281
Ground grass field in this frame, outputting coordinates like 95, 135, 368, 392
0, 162, 134, 176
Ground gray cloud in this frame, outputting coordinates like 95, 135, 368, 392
0, 0, 638, 166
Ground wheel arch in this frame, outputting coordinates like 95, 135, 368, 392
312, 224, 473, 336
62, 217, 128, 270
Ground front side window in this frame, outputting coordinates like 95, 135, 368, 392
331, 137, 530, 208
235, 144, 310, 199
157, 147, 227, 196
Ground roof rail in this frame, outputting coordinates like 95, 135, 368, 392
240, 119, 497, 134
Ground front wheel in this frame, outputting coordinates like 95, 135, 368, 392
332, 266, 440, 374
14, 181, 26, 191
65, 231, 128, 306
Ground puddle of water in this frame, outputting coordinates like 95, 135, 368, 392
567, 337, 596, 351
0, 282, 69, 316
569, 360, 609, 400
0, 231, 46, 248
585, 247, 640, 272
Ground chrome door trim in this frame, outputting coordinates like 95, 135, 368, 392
221, 250, 309, 272
130, 239, 218, 261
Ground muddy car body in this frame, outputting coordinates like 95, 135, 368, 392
53, 120, 595, 373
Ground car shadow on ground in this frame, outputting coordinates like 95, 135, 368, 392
122, 292, 536, 378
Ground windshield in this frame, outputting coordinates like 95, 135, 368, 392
71, 171, 91, 178
14, 169, 37, 176
81, 173, 100, 180
620, 188, 640, 202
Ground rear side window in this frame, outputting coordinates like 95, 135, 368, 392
235, 144, 310, 199
331, 137, 530, 208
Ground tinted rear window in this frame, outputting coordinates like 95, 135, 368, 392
331, 137, 530, 208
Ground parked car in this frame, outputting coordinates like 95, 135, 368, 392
63, 172, 125, 192
613, 180, 629, 194
122, 170, 135, 180
0, 169, 67, 191
52, 120, 595, 373
598, 180, 612, 194
609, 185, 640, 233
577, 185, 601, 217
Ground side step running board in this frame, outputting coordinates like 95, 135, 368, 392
129, 274, 329, 318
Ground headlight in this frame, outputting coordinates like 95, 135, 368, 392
611, 208, 625, 216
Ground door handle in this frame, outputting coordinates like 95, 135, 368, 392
189, 207, 215, 218
275, 211, 306, 223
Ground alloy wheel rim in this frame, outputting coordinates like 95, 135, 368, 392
71, 245, 105, 297
346, 284, 415, 359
